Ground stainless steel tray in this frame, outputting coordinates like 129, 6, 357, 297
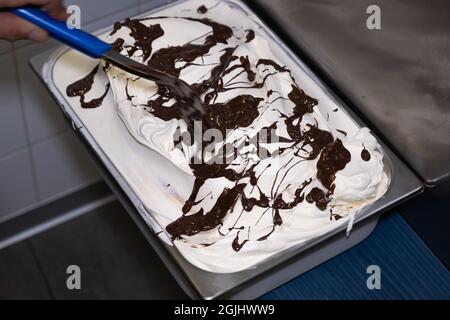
29, 0, 423, 299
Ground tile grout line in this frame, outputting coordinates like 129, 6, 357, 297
0, 193, 116, 251
0, 41, 13, 56
11, 43, 42, 201
26, 240, 56, 300
0, 125, 74, 164
0, 129, 68, 163
27, 128, 68, 148
0, 50, 13, 57
0, 45, 24, 160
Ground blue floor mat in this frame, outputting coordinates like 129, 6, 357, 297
261, 212, 450, 300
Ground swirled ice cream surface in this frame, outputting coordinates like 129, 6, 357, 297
65, 0, 390, 273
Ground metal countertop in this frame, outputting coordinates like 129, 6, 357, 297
251, 0, 450, 187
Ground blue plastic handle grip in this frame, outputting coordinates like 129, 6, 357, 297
10, 7, 112, 58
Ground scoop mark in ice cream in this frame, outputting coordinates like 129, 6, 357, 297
66, 14, 354, 252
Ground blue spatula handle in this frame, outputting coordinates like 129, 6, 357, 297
10, 6, 112, 58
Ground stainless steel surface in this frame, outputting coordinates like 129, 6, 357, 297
252, 0, 450, 186
103, 50, 205, 120
29, 0, 423, 299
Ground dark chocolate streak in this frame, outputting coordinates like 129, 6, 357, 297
166, 184, 246, 238
197, 5, 208, 14
66, 14, 353, 251
306, 187, 330, 211
361, 146, 371, 161
66, 65, 110, 109
232, 230, 249, 252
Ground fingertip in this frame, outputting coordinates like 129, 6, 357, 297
27, 29, 49, 43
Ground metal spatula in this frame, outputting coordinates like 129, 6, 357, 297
10, 6, 205, 120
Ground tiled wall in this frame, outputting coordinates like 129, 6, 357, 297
0, 0, 170, 222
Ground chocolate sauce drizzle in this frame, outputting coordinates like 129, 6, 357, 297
197, 5, 208, 14
245, 29, 255, 43
110, 18, 164, 61
166, 184, 246, 238
232, 229, 250, 252
317, 139, 351, 191
66, 65, 110, 109
306, 187, 330, 211
361, 146, 371, 161
66, 13, 353, 252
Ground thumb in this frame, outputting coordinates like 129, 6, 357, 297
0, 12, 49, 42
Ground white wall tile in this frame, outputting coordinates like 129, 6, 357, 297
0, 150, 38, 219
32, 131, 100, 201
0, 53, 28, 158
15, 40, 67, 144
0, 41, 12, 55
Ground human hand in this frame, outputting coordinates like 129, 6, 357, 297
0, 0, 67, 42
